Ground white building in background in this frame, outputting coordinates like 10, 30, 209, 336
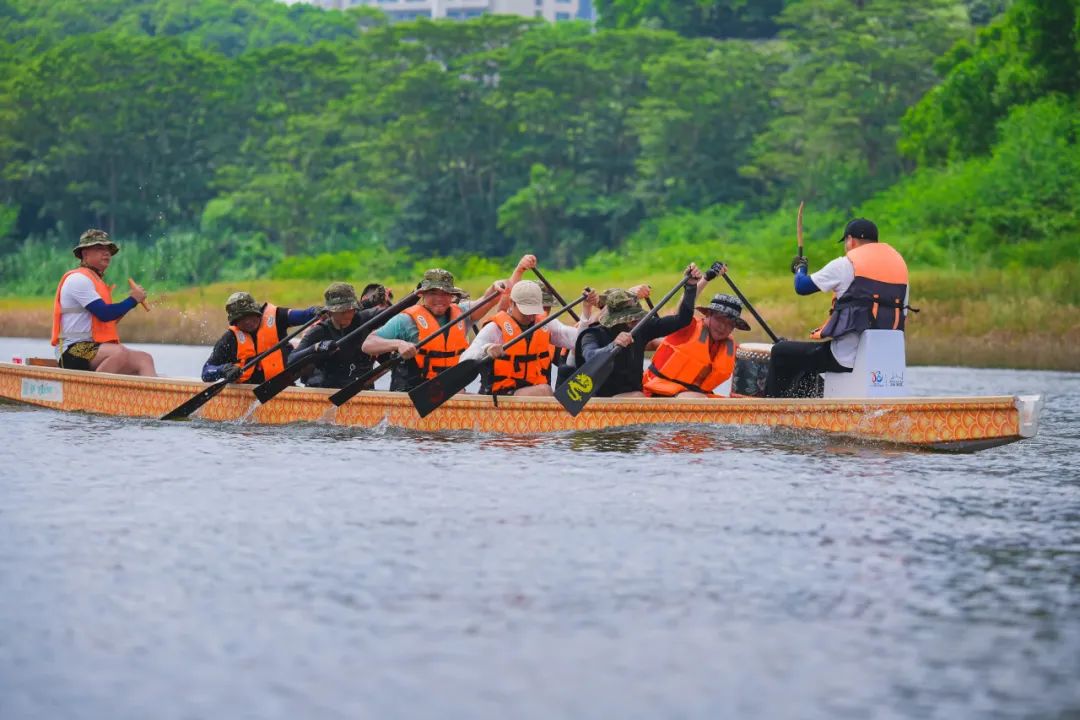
286, 0, 595, 24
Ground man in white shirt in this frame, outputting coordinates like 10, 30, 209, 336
765, 218, 909, 397
51, 229, 156, 376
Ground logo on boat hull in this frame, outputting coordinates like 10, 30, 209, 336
870, 370, 884, 386
566, 373, 594, 401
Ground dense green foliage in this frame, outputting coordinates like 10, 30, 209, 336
0, 0, 1075, 299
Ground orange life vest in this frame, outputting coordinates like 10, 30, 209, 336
488, 311, 552, 393
51, 267, 121, 347
812, 242, 908, 340
404, 304, 469, 380
231, 303, 285, 382
642, 318, 736, 396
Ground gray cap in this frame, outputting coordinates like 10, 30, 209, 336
226, 291, 262, 324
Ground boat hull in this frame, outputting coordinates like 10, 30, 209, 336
0, 362, 1040, 452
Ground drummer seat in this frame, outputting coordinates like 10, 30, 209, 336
823, 330, 907, 398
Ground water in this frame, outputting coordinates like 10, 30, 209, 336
1, 338, 1078, 719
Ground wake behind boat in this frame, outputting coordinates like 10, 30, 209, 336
0, 360, 1041, 453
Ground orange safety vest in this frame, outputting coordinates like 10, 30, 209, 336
231, 303, 285, 382
812, 242, 909, 340
51, 267, 121, 347
489, 311, 552, 393
405, 304, 469, 380
642, 318, 736, 396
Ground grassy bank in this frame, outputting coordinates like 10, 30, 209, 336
2, 266, 1077, 371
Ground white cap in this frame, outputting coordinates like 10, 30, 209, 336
510, 281, 545, 315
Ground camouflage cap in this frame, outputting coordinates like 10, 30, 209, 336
417, 268, 455, 293
323, 282, 360, 312
450, 286, 471, 301
539, 285, 556, 308
73, 229, 119, 258
600, 289, 646, 328
225, 291, 262, 324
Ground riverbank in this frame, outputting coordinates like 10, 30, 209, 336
3, 267, 1077, 370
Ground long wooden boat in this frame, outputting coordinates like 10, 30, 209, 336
0, 361, 1041, 452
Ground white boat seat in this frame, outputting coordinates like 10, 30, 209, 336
823, 329, 907, 398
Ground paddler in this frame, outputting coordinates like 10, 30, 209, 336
569, 263, 707, 398
766, 218, 909, 397
360, 268, 507, 392
290, 282, 388, 390
642, 291, 751, 398
201, 291, 323, 384
50, 229, 157, 376
460, 280, 598, 397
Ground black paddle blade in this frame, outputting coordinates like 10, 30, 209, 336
329, 360, 397, 406
554, 346, 618, 417
408, 359, 481, 419
160, 378, 230, 420
252, 364, 303, 404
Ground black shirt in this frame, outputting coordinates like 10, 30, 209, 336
296, 307, 385, 389
575, 285, 698, 396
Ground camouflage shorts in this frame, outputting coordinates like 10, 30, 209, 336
60, 341, 99, 370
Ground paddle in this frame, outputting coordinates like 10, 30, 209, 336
717, 266, 780, 343
253, 290, 420, 404
530, 268, 580, 322
328, 290, 502, 407
129, 277, 150, 312
530, 267, 579, 366
554, 266, 717, 417
408, 290, 590, 418
161, 312, 325, 421
797, 200, 805, 260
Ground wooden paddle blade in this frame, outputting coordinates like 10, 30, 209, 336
553, 346, 618, 417
160, 378, 230, 420
408, 359, 481, 418
252, 365, 303, 403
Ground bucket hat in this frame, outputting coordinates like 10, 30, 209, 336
696, 293, 751, 331
600, 289, 646, 328
324, 282, 360, 312
73, 229, 119, 258
417, 268, 456, 293
225, 291, 262, 324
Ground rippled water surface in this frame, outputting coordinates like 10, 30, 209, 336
1, 339, 1078, 719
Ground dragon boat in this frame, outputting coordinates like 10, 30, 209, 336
0, 360, 1041, 452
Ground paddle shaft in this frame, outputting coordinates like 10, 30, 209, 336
128, 278, 150, 312
719, 270, 779, 343
160, 311, 324, 420
797, 201, 805, 259
254, 291, 421, 403
530, 268, 580, 322
329, 290, 502, 406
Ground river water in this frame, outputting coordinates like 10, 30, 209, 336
1, 338, 1078, 719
